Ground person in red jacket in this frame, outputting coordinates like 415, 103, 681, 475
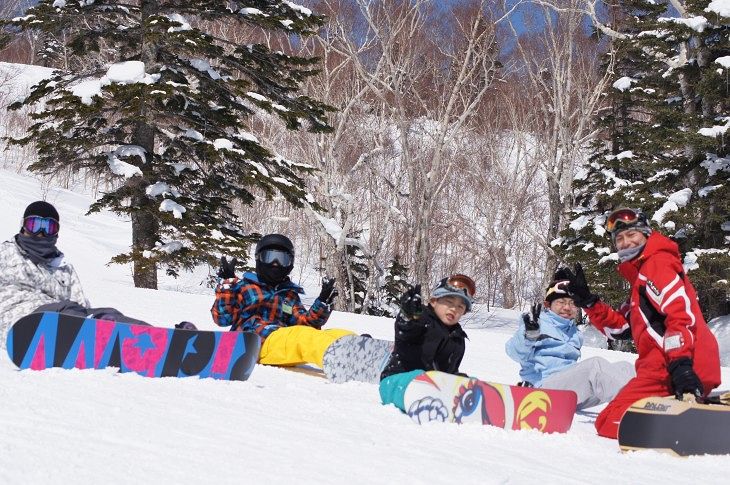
565, 207, 721, 439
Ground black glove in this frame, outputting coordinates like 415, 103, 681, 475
668, 358, 703, 400
217, 256, 238, 279
175, 321, 198, 331
318, 277, 338, 305
563, 263, 599, 308
399, 284, 423, 321
522, 302, 542, 340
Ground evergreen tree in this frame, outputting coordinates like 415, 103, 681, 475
662, 0, 730, 317
377, 255, 409, 317
561, 1, 730, 317
5, 1, 332, 288
560, 0, 677, 306
343, 239, 369, 314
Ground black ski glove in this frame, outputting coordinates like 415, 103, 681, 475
668, 358, 703, 400
564, 263, 600, 308
318, 277, 339, 305
522, 302, 542, 341
175, 321, 198, 331
218, 256, 238, 279
399, 284, 423, 321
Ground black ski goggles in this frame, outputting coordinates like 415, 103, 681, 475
256, 248, 293, 267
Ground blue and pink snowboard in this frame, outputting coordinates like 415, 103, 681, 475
6, 312, 260, 381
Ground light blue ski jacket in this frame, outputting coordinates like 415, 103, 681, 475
505, 309, 583, 387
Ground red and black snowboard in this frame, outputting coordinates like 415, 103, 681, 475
6, 312, 260, 381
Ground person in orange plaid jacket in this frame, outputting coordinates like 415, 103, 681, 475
211, 234, 354, 367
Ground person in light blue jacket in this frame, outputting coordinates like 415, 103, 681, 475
506, 271, 634, 410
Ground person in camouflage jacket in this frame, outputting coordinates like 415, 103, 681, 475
0, 201, 156, 350
0, 201, 88, 350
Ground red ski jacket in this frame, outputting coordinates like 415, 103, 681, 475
585, 232, 721, 392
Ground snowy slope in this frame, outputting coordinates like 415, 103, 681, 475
0, 167, 729, 484
0, 62, 56, 103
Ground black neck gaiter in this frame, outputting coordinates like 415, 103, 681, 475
256, 261, 292, 286
15, 233, 62, 266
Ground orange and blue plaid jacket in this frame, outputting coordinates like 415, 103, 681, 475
211, 271, 331, 338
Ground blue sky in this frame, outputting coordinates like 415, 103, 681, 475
435, 0, 545, 35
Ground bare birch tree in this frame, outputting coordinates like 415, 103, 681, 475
330, 0, 502, 289
508, 1, 612, 286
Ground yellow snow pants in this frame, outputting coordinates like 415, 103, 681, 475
258, 326, 356, 367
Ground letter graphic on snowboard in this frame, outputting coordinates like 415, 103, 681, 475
7, 312, 260, 381
403, 371, 576, 433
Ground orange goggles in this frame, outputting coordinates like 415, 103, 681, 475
605, 208, 642, 234
442, 274, 477, 298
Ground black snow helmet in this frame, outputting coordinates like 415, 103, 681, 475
255, 233, 295, 258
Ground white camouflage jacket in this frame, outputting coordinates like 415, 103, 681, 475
0, 238, 88, 350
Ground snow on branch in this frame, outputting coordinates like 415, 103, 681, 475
698, 117, 730, 138
612, 77, 635, 92
106, 145, 145, 178
653, 188, 692, 224
284, 1, 312, 17
313, 212, 343, 242
146, 182, 180, 198
68, 61, 159, 105
706, 0, 730, 18
159, 199, 186, 219
658, 16, 708, 33
104, 61, 159, 85
684, 248, 730, 271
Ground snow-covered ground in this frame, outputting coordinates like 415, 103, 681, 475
0, 168, 729, 483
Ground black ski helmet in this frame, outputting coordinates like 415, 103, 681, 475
255, 233, 294, 260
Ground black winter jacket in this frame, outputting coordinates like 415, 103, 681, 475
380, 305, 468, 380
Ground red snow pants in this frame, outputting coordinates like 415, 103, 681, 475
595, 376, 672, 439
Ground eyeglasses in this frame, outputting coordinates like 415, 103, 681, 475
256, 248, 293, 267
550, 297, 576, 308
22, 216, 60, 236
606, 208, 643, 234
439, 274, 476, 298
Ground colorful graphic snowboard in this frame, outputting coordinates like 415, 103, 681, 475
322, 335, 394, 383
402, 371, 577, 433
618, 394, 730, 456
6, 312, 260, 381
